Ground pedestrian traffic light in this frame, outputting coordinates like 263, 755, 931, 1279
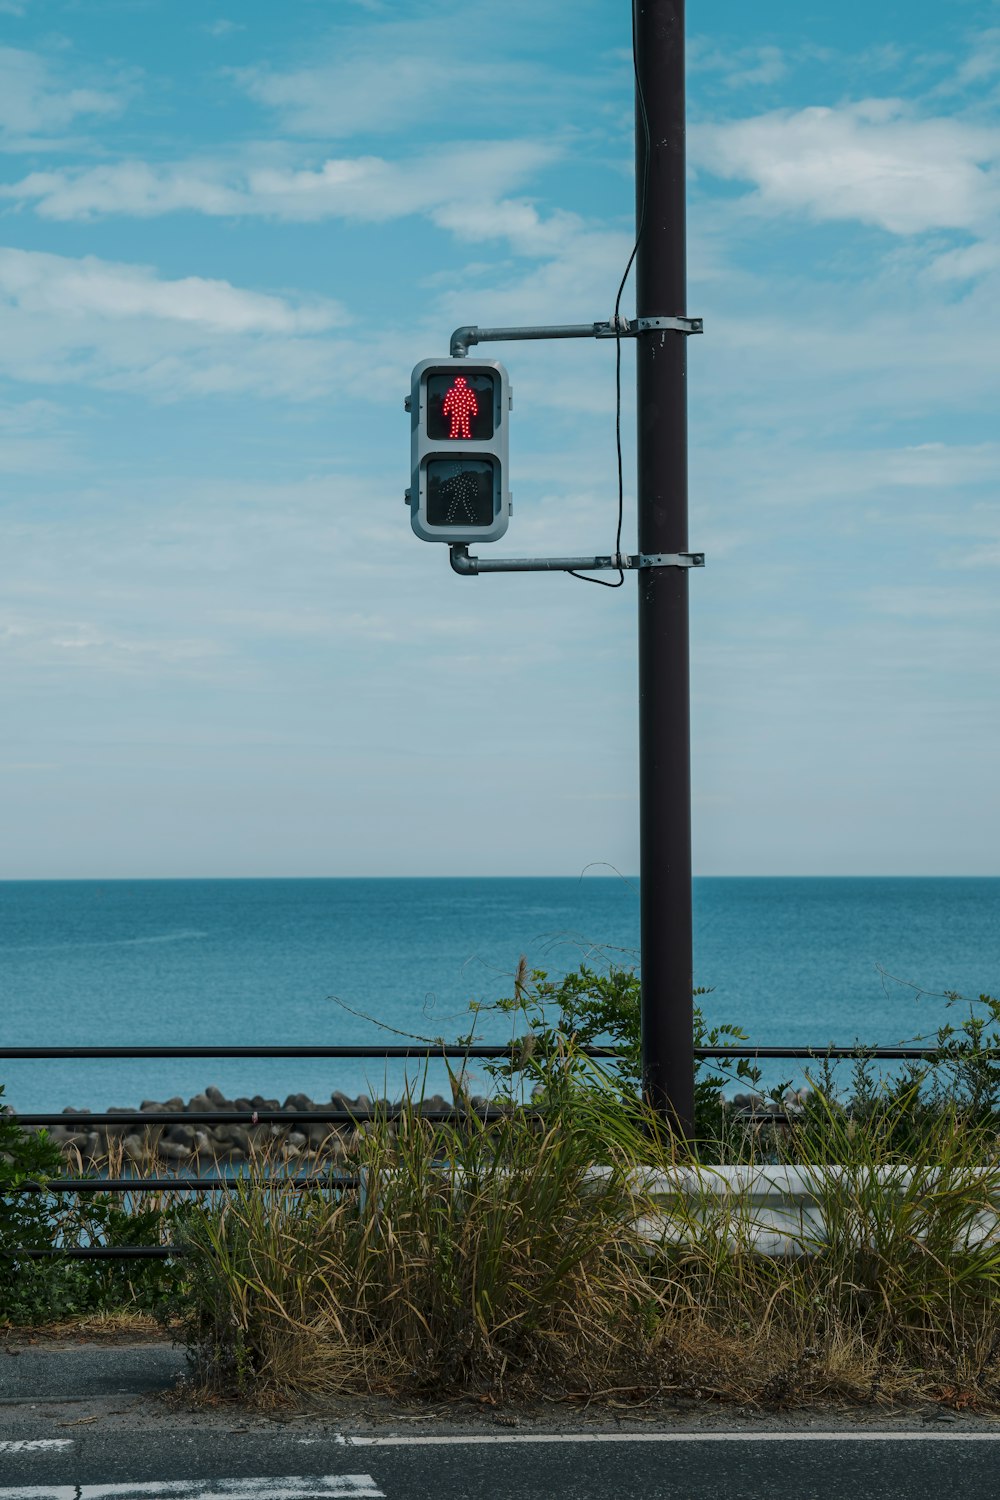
408, 358, 511, 543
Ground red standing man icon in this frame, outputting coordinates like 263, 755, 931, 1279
442, 376, 478, 439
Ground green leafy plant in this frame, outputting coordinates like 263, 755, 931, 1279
0, 1086, 65, 1308
459, 958, 762, 1153
922, 992, 1000, 1119
0, 1097, 191, 1325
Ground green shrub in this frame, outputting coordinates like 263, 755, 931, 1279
0, 1086, 66, 1317
460, 958, 762, 1154
0, 1092, 188, 1324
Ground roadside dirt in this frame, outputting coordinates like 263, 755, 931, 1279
5, 1331, 1000, 1437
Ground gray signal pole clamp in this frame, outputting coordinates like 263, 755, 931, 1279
407, 357, 511, 544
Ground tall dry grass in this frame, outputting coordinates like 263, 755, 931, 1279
647, 1091, 1000, 1408
175, 1094, 671, 1402
171, 1072, 1000, 1410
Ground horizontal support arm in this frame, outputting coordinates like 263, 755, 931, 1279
451, 322, 614, 357
449, 546, 704, 576
450, 317, 702, 357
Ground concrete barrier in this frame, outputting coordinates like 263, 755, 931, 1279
585, 1164, 1000, 1257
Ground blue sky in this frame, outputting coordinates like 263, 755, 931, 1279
0, 0, 997, 878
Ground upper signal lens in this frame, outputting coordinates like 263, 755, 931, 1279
426, 371, 496, 441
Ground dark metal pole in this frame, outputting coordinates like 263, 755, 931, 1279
635, 0, 695, 1136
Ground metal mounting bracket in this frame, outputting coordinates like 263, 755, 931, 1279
639, 552, 705, 568
449, 546, 704, 576
634, 316, 703, 335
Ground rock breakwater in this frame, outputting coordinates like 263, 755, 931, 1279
31, 1086, 489, 1168
14, 1086, 814, 1169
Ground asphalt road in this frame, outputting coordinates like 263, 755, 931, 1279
4, 1342, 1000, 1499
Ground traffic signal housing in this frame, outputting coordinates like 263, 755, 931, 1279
408, 358, 511, 544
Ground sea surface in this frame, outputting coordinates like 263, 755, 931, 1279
1, 877, 998, 1114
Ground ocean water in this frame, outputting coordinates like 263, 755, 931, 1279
1, 877, 998, 1114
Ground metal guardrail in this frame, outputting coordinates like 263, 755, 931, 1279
17, 1175, 363, 1194
14, 1108, 541, 1127
0, 1043, 977, 1062
0, 1044, 617, 1059
696, 1046, 983, 1060
12, 1175, 364, 1260
1, 1041, 578, 1259
2, 1039, 985, 1261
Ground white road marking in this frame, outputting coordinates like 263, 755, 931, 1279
340, 1428, 1000, 1446
0, 1443, 73, 1454
0, 1478, 384, 1500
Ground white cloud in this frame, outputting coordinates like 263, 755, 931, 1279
246, 142, 556, 223
925, 241, 1000, 281
725, 49, 787, 89
688, 40, 787, 90
692, 100, 1000, 234
0, 247, 357, 400
865, 584, 1000, 619
879, 442, 1000, 488
5, 617, 224, 670
228, 4, 582, 141
0, 398, 75, 472
0, 468, 617, 697
955, 28, 1000, 87
0, 396, 62, 431
3, 162, 246, 219
234, 51, 457, 137
0, 247, 342, 333
2, 141, 558, 223
430, 199, 584, 258
433, 218, 633, 329
204, 19, 244, 38
691, 441, 1000, 545
0, 45, 124, 145
686, 296, 999, 445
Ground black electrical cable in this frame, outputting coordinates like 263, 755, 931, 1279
569, 0, 650, 588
